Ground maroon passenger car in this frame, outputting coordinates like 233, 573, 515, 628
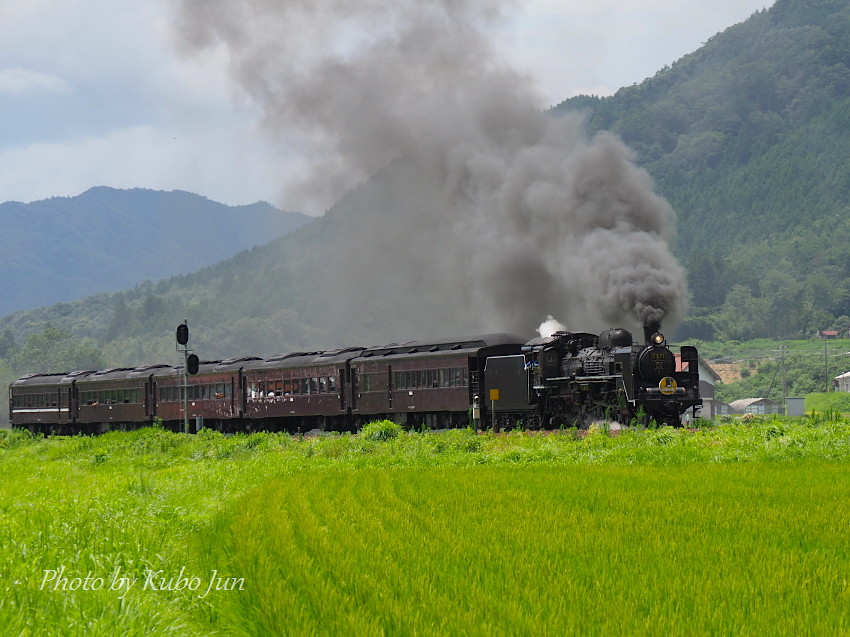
153, 357, 260, 430
75, 367, 151, 432
243, 348, 365, 431
349, 334, 524, 428
9, 372, 75, 433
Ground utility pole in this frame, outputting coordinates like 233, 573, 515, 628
825, 337, 830, 393
780, 344, 787, 410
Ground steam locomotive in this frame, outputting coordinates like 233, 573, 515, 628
485, 321, 702, 428
9, 322, 701, 434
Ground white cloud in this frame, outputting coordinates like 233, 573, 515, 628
498, 0, 773, 106
0, 123, 295, 207
0, 67, 70, 95
0, 0, 777, 208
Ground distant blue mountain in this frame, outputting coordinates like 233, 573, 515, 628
0, 187, 312, 316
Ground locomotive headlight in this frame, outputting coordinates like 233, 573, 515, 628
651, 332, 665, 345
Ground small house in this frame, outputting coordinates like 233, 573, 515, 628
834, 371, 850, 392
728, 397, 781, 416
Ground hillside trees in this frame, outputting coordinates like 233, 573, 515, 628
11, 326, 103, 375
553, 0, 850, 340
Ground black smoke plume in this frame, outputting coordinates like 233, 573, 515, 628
172, 0, 688, 341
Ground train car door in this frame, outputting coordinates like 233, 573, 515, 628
338, 368, 346, 411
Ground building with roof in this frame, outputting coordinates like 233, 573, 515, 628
835, 371, 850, 392
728, 398, 781, 415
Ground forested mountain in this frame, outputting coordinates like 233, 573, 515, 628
0, 187, 310, 316
554, 0, 850, 341
1, 0, 849, 383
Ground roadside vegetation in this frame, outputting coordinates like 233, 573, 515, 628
1, 418, 848, 634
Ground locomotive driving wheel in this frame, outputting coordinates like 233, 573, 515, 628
544, 398, 568, 430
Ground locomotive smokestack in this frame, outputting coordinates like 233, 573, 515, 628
644, 320, 661, 344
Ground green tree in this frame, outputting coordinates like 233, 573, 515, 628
11, 326, 103, 375
0, 328, 16, 359
716, 285, 770, 340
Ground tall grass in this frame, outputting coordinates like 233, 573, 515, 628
204, 463, 850, 635
0, 418, 847, 634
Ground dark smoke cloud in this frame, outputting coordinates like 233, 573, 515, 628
172, 0, 688, 339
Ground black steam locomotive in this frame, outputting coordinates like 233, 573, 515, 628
485, 322, 702, 428
10, 323, 701, 434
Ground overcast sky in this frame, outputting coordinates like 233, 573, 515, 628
0, 0, 773, 212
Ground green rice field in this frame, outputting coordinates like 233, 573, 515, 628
0, 419, 848, 635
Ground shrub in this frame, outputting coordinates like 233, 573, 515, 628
361, 419, 402, 442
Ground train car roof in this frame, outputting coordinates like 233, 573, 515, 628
127, 364, 174, 378
10, 372, 70, 388
212, 356, 264, 372
83, 367, 137, 382
356, 333, 526, 359
149, 360, 222, 379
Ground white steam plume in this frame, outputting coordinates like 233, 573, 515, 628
537, 315, 567, 339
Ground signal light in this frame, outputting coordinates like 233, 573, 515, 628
187, 354, 200, 375
176, 323, 189, 345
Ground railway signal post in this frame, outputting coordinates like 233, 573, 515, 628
176, 319, 199, 434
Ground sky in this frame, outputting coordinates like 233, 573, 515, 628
0, 0, 773, 213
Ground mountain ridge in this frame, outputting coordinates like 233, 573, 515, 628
0, 187, 312, 316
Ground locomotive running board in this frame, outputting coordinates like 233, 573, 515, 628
538, 375, 622, 382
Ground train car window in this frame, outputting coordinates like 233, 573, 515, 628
319, 377, 327, 394
283, 379, 293, 395
329, 376, 336, 393
274, 381, 283, 397
301, 378, 310, 395
463, 369, 469, 386
310, 378, 318, 394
